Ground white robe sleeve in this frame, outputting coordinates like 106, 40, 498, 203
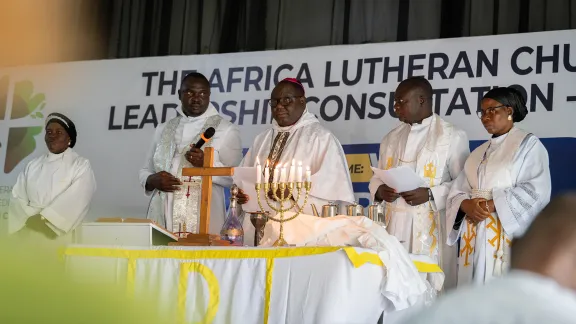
212, 124, 243, 188
429, 128, 470, 211
139, 124, 165, 196
492, 135, 551, 237
368, 137, 388, 202
309, 134, 355, 204
445, 171, 472, 245
39, 159, 97, 234
8, 163, 42, 234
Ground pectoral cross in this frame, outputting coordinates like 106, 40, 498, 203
181, 147, 234, 236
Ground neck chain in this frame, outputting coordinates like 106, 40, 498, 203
398, 117, 434, 165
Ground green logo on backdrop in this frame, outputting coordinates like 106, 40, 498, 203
0, 75, 45, 174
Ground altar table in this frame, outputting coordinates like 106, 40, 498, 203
64, 245, 440, 324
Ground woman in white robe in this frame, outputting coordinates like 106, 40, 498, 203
8, 113, 96, 246
446, 87, 551, 286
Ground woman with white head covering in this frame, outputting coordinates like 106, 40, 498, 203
8, 112, 96, 245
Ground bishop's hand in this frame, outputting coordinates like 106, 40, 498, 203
237, 188, 249, 205
375, 184, 399, 203
267, 187, 293, 201
185, 145, 204, 167
146, 171, 182, 192
400, 187, 429, 206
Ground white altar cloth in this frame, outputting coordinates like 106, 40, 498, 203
64, 245, 440, 324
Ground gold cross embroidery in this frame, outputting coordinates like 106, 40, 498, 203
486, 215, 500, 247
385, 157, 393, 170
460, 221, 476, 267
428, 211, 437, 255
423, 162, 437, 255
424, 162, 436, 186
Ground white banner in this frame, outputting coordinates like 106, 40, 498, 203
0, 30, 575, 230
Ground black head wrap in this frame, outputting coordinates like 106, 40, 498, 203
483, 87, 528, 122
45, 113, 77, 148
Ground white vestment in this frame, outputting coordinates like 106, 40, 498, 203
399, 271, 576, 324
368, 114, 470, 290
8, 148, 96, 244
139, 104, 243, 234
238, 109, 355, 244
446, 127, 551, 286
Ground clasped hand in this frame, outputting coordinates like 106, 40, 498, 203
376, 184, 429, 206
461, 198, 492, 225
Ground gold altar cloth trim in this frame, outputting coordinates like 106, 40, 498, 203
64, 246, 442, 323
63, 246, 440, 273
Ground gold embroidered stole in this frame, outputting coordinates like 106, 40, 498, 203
265, 131, 290, 183
171, 116, 222, 234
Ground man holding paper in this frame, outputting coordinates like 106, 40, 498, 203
236, 78, 355, 217
369, 76, 470, 290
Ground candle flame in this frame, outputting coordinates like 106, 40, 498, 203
299, 161, 302, 166
292, 158, 295, 165
256, 157, 260, 165
306, 165, 310, 171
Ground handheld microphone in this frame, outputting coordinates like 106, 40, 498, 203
193, 127, 216, 149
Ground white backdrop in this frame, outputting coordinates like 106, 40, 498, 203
0, 30, 575, 232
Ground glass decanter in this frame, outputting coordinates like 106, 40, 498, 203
220, 185, 244, 246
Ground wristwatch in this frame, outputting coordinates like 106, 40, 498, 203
428, 188, 434, 201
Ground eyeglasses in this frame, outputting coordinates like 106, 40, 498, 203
182, 89, 209, 98
269, 96, 302, 107
477, 105, 507, 119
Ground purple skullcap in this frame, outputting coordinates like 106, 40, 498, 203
280, 78, 305, 95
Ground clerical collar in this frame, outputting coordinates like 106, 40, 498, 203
410, 114, 433, 129
490, 131, 509, 146
46, 148, 69, 161
177, 104, 219, 122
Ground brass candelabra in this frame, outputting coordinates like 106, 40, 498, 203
255, 180, 312, 246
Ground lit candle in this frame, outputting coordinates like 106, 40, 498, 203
297, 161, 303, 182
305, 166, 311, 182
274, 166, 279, 183
256, 157, 262, 184
289, 159, 296, 182
264, 160, 270, 183
280, 164, 287, 183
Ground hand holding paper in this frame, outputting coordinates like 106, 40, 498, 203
371, 166, 427, 193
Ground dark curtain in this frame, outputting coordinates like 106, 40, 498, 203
7, 0, 574, 64
106, 0, 576, 59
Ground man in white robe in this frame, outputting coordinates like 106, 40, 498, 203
9, 113, 96, 246
445, 87, 551, 286
237, 78, 354, 227
140, 72, 243, 234
368, 77, 470, 290
400, 194, 576, 324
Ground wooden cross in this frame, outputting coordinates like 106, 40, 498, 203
181, 147, 235, 235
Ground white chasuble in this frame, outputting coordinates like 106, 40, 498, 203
446, 127, 551, 286
9, 148, 97, 242
239, 108, 355, 217
140, 104, 243, 234
369, 114, 470, 290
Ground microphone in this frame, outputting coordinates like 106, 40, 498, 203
192, 127, 216, 149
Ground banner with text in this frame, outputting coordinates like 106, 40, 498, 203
0, 30, 575, 230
